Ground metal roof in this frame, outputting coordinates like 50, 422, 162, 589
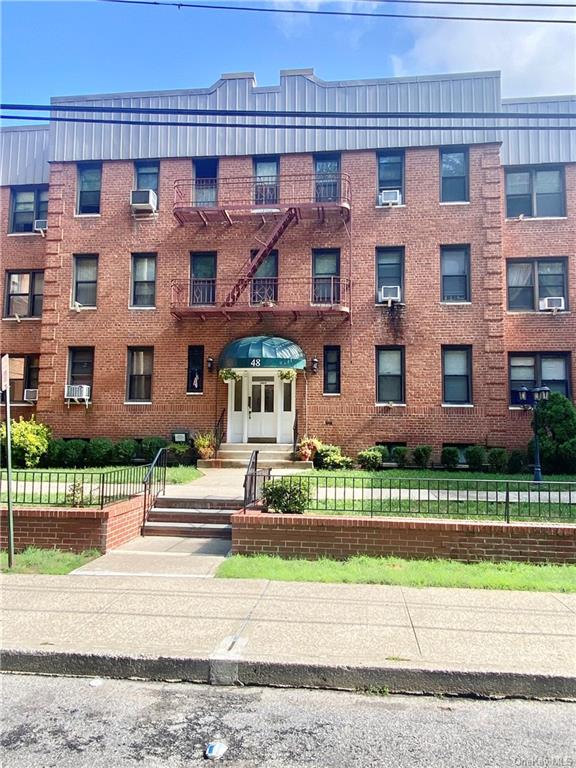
48, 70, 502, 162
1, 70, 574, 187
501, 96, 576, 165
0, 125, 50, 186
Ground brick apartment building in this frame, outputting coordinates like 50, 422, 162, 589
1, 69, 574, 458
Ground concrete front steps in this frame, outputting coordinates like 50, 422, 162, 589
198, 443, 313, 469
142, 496, 241, 539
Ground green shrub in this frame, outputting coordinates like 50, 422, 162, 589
85, 437, 115, 467
357, 448, 383, 471
141, 436, 169, 463
0, 416, 51, 468
487, 447, 508, 474
507, 450, 526, 474
465, 445, 487, 472
44, 438, 66, 468
392, 446, 409, 467
412, 445, 432, 469
193, 431, 217, 460
168, 442, 193, 465
114, 438, 138, 465
60, 439, 88, 469
314, 444, 353, 470
559, 437, 576, 474
374, 444, 389, 462
263, 478, 310, 514
529, 393, 576, 473
441, 446, 460, 471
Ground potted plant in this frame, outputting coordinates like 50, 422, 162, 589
193, 431, 217, 460
218, 368, 241, 383
298, 435, 321, 462
279, 368, 297, 382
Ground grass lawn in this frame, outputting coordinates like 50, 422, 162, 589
1, 465, 201, 484
0, 546, 100, 574
217, 554, 576, 592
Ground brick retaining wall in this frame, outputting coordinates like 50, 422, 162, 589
0, 496, 143, 554
232, 512, 576, 564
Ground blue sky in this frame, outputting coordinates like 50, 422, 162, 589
1, 0, 575, 119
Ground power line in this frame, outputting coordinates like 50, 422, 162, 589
3, 114, 574, 130
2, 103, 575, 121
96, 0, 576, 24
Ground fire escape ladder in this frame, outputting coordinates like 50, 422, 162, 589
222, 207, 298, 307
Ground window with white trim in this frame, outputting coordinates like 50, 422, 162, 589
507, 259, 567, 311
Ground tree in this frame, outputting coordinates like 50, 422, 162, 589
529, 393, 576, 473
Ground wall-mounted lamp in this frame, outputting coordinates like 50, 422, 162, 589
207, 356, 214, 372
310, 357, 319, 374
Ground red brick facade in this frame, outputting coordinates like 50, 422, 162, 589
1, 145, 575, 457
232, 511, 576, 564
0, 496, 143, 554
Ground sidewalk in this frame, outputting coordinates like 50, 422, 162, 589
1, 570, 574, 699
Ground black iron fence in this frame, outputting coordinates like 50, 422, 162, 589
264, 474, 576, 523
0, 464, 149, 509
244, 451, 271, 510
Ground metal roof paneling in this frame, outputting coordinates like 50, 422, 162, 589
0, 125, 50, 186
48, 70, 502, 162
501, 97, 576, 165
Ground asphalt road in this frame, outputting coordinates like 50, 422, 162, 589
1, 675, 575, 768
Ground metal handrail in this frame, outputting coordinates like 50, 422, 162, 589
214, 408, 226, 450
292, 409, 299, 459
142, 447, 168, 525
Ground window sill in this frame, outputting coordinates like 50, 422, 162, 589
375, 204, 406, 209
186, 392, 204, 396
124, 401, 152, 405
375, 402, 406, 407
505, 216, 567, 222
507, 310, 570, 315
0, 402, 35, 407
2, 316, 41, 321
508, 406, 525, 411
323, 393, 341, 397
440, 301, 472, 306
129, 306, 157, 311
69, 306, 97, 311
7, 232, 43, 237
440, 201, 470, 206
74, 214, 101, 219
442, 403, 474, 408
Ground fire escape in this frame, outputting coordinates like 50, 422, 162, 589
171, 173, 352, 320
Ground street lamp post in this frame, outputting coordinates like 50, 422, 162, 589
518, 385, 551, 482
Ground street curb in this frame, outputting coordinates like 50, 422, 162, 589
2, 649, 575, 701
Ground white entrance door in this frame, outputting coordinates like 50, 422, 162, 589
248, 375, 276, 441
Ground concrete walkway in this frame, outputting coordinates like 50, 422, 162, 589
163, 467, 305, 502
1, 572, 574, 699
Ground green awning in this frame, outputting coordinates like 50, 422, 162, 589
219, 336, 306, 369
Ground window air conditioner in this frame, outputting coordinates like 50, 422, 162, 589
23, 388, 38, 402
33, 219, 48, 232
64, 384, 91, 401
130, 189, 158, 213
379, 286, 401, 303
539, 296, 565, 312
378, 189, 402, 206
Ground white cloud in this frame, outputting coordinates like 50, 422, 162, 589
392, 0, 576, 96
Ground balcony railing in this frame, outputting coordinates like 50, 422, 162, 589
173, 173, 351, 223
171, 276, 351, 318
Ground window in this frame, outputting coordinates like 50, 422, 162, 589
135, 160, 159, 202
443, 346, 472, 404
187, 345, 204, 394
131, 253, 156, 307
194, 158, 218, 206
505, 167, 565, 218
507, 259, 567, 311
323, 346, 341, 395
376, 247, 404, 303
68, 348, 94, 389
250, 249, 278, 304
312, 249, 340, 304
77, 163, 102, 214
441, 246, 470, 302
315, 154, 340, 202
378, 152, 404, 201
73, 255, 98, 307
254, 157, 279, 205
1, 355, 39, 402
10, 187, 48, 233
440, 148, 469, 202
127, 347, 153, 401
509, 353, 570, 402
4, 271, 44, 317
376, 347, 404, 403
190, 252, 216, 305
